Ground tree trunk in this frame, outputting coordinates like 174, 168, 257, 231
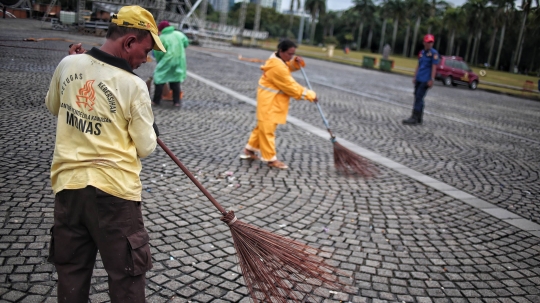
357, 21, 364, 50
487, 27, 498, 67
436, 27, 442, 50
472, 29, 482, 65
309, 11, 317, 45
378, 19, 387, 53
494, 22, 505, 70
516, 31, 525, 71
403, 23, 410, 56
472, 34, 478, 59
476, 30, 482, 65
464, 32, 472, 62
456, 44, 460, 57
409, 16, 420, 57
511, 9, 528, 72
446, 29, 455, 55
470, 31, 478, 64
529, 47, 537, 75
330, 24, 334, 37
305, 18, 311, 40
367, 26, 373, 51
391, 18, 398, 55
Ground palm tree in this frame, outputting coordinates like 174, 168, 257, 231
305, 0, 326, 45
408, 0, 430, 57
428, 0, 435, 33
378, 0, 392, 53
474, 0, 490, 65
322, 10, 339, 37
342, 9, 362, 49
484, 4, 499, 66
527, 8, 540, 73
288, 0, 301, 34
426, 17, 441, 49
366, 20, 374, 50
511, 0, 538, 71
443, 7, 465, 55
430, 1, 449, 50
353, 0, 376, 50
402, 0, 416, 56
493, 0, 515, 70
462, 0, 484, 62
387, 0, 406, 54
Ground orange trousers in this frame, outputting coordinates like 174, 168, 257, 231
245, 121, 278, 162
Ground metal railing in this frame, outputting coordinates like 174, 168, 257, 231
87, 0, 166, 10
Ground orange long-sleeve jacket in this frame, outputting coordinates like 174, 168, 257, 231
256, 53, 316, 124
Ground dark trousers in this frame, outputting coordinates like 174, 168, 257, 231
413, 81, 429, 112
153, 82, 181, 105
48, 186, 152, 303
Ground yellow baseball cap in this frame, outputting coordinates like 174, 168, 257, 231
111, 5, 166, 52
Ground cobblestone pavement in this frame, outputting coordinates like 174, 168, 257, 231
191, 47, 540, 225
1, 19, 539, 303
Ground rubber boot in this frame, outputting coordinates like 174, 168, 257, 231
417, 110, 423, 124
402, 111, 421, 125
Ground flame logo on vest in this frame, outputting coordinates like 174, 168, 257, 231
76, 80, 96, 111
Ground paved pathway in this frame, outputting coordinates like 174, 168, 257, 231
0, 19, 539, 303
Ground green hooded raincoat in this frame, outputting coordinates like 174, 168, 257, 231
153, 26, 189, 85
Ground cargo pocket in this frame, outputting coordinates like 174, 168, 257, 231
126, 229, 152, 276
47, 226, 55, 264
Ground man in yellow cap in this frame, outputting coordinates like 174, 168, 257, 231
45, 6, 164, 302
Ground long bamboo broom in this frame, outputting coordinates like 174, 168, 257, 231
299, 67, 378, 177
157, 138, 346, 302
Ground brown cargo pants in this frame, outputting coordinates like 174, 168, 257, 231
48, 186, 152, 303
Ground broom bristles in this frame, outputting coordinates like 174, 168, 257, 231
333, 142, 378, 177
221, 211, 346, 303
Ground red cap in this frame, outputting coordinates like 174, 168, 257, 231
424, 34, 435, 43
158, 20, 170, 32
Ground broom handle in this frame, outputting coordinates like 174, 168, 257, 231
298, 66, 336, 140
157, 138, 228, 215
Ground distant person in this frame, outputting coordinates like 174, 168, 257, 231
402, 34, 439, 125
241, 39, 318, 169
382, 43, 391, 59
152, 20, 189, 108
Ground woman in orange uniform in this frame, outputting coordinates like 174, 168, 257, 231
241, 40, 318, 169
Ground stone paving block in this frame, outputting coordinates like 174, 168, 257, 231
1, 290, 25, 302
176, 286, 198, 298
20, 295, 46, 303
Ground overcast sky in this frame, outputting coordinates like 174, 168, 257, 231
280, 0, 468, 12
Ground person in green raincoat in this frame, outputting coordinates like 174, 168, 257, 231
152, 21, 189, 107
